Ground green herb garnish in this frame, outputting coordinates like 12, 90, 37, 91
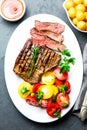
31, 92, 35, 96
59, 85, 67, 94
32, 47, 39, 63
38, 99, 42, 105
59, 49, 75, 73
54, 111, 61, 119
36, 90, 44, 100
27, 47, 39, 77
61, 49, 71, 57
21, 87, 29, 94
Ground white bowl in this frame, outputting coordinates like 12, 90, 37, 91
0, 0, 26, 22
63, 0, 87, 33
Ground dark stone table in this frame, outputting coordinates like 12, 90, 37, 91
0, 0, 87, 129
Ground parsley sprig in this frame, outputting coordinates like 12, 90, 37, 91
59, 49, 75, 73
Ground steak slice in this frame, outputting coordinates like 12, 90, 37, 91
30, 27, 64, 42
13, 39, 61, 84
31, 33, 66, 52
35, 20, 65, 34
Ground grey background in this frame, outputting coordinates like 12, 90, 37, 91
0, 0, 87, 130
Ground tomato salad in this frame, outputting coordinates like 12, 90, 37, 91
18, 49, 75, 119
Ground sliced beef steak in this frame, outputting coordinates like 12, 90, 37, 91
30, 27, 64, 42
13, 39, 61, 84
35, 20, 65, 34
31, 33, 66, 52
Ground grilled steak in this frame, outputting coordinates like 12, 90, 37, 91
31, 33, 66, 52
30, 27, 64, 42
13, 39, 61, 84
35, 20, 65, 34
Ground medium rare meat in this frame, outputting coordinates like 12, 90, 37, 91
30, 27, 64, 42
35, 20, 65, 34
31, 33, 66, 52
13, 39, 61, 84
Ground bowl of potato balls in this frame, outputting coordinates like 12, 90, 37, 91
63, 0, 87, 32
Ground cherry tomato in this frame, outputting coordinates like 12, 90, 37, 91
42, 72, 55, 85
53, 67, 68, 81
41, 99, 52, 108
18, 81, 32, 98
33, 83, 43, 93
46, 103, 61, 118
51, 85, 59, 96
25, 96, 38, 106
39, 85, 53, 99
39, 85, 58, 99
64, 80, 71, 94
56, 93, 70, 108
54, 79, 64, 87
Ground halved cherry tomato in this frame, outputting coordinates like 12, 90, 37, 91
51, 85, 59, 96
42, 72, 55, 85
18, 81, 32, 98
33, 83, 43, 93
39, 85, 53, 99
56, 93, 70, 108
25, 96, 38, 106
54, 79, 64, 87
53, 67, 68, 81
41, 99, 52, 108
46, 103, 61, 118
64, 80, 71, 94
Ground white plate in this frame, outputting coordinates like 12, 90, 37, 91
4, 14, 83, 123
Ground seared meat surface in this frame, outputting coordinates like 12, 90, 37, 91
13, 39, 61, 84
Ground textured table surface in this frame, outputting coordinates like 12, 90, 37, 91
0, 0, 87, 130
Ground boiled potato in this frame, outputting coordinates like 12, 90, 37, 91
75, 4, 86, 11
84, 12, 87, 20
77, 21, 86, 30
85, 22, 87, 30
64, 0, 87, 31
65, 0, 75, 10
72, 17, 78, 25
76, 10, 85, 21
68, 7, 76, 18
84, 0, 87, 7
73, 0, 83, 4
